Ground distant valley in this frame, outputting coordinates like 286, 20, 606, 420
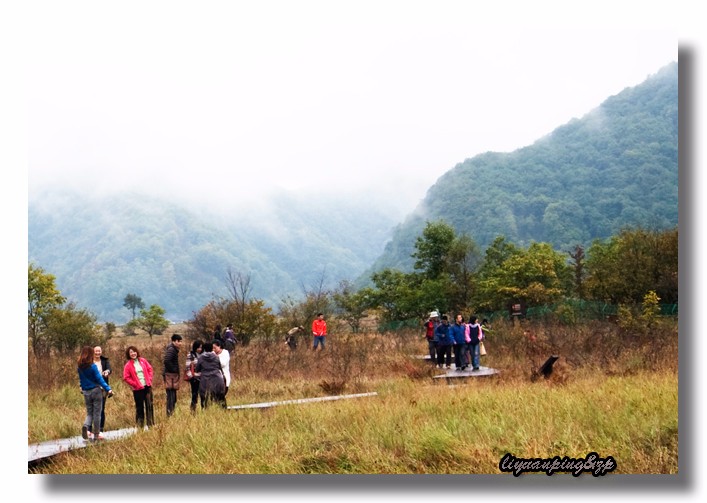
28, 62, 678, 323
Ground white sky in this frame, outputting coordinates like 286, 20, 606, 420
25, 0, 679, 213
7, 0, 707, 498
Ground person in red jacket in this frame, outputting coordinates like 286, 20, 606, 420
122, 346, 155, 429
312, 313, 327, 351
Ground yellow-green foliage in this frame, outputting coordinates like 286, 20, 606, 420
29, 321, 678, 474
30, 373, 677, 474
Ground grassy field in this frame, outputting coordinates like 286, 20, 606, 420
28, 319, 678, 474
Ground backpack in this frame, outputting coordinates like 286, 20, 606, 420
425, 321, 435, 340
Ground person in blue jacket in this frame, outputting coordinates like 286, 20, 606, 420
435, 315, 453, 369
450, 314, 468, 371
77, 345, 113, 441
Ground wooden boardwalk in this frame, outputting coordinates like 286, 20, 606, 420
227, 392, 378, 410
28, 427, 139, 463
29, 392, 379, 463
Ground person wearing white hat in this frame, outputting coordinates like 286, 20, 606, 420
424, 311, 440, 364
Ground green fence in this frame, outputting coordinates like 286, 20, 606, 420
502, 300, 677, 321
377, 301, 677, 332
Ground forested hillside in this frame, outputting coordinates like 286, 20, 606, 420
28, 62, 677, 323
28, 190, 398, 322
363, 62, 678, 276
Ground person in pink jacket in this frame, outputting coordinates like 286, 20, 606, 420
122, 346, 155, 428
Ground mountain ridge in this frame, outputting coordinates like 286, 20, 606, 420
28, 62, 678, 322
359, 61, 678, 280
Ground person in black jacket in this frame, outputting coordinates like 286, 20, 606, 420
91, 346, 112, 435
195, 341, 226, 409
163, 334, 183, 417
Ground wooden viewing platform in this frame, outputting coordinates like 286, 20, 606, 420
432, 364, 500, 380
415, 356, 500, 380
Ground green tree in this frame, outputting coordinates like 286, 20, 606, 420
412, 220, 456, 279
366, 224, 483, 321
332, 281, 374, 333
123, 293, 145, 320
136, 304, 170, 338
497, 242, 571, 305
586, 227, 678, 304
415, 276, 452, 317
45, 302, 100, 352
446, 234, 482, 312
474, 241, 571, 311
641, 290, 662, 328
568, 245, 587, 300
369, 268, 420, 322
28, 263, 66, 356
473, 237, 522, 311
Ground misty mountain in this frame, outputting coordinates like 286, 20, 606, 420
28, 62, 678, 323
360, 61, 678, 278
28, 190, 400, 323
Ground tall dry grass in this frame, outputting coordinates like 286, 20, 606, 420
28, 318, 679, 474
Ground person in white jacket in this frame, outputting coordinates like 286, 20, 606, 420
212, 339, 231, 399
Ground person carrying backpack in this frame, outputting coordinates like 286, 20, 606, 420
424, 311, 439, 364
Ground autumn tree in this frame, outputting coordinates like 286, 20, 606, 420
473, 237, 522, 312
28, 263, 66, 356
29, 263, 100, 354
190, 297, 278, 344
45, 302, 100, 352
474, 241, 571, 311
585, 227, 678, 304
135, 304, 170, 338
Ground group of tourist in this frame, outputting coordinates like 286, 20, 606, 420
76, 314, 332, 440
423, 311, 488, 371
76, 331, 233, 442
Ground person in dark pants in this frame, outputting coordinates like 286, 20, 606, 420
424, 312, 439, 363
163, 333, 183, 417
196, 341, 227, 409
312, 313, 327, 350
435, 315, 453, 368
122, 346, 154, 428
185, 340, 203, 412
467, 316, 483, 371
450, 314, 468, 371
91, 345, 112, 435
77, 345, 113, 442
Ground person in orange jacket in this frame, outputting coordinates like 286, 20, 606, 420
312, 313, 327, 350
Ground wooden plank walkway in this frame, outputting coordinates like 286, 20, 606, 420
28, 427, 139, 463
29, 392, 378, 463
227, 392, 378, 410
